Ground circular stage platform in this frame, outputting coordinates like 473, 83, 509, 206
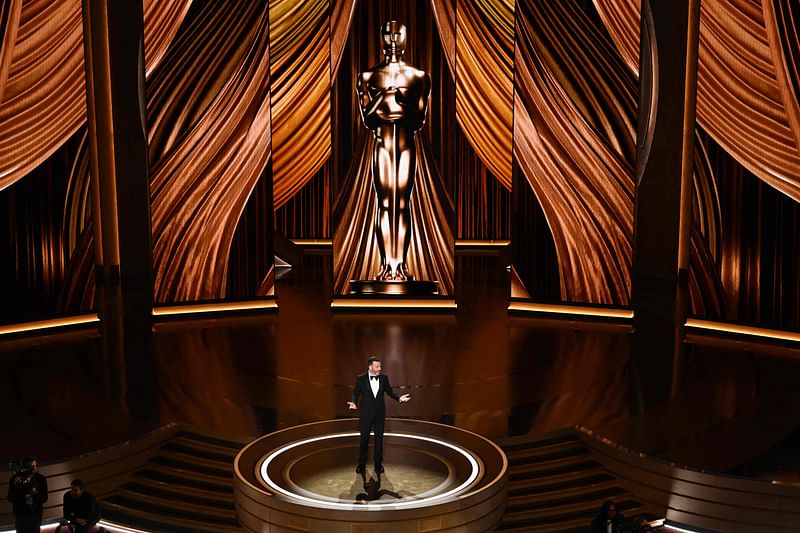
234, 419, 508, 532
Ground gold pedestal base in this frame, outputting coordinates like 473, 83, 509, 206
350, 279, 438, 296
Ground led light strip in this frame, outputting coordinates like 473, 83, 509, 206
1, 522, 150, 533
152, 300, 277, 316
290, 239, 332, 246
685, 318, 800, 343
454, 240, 511, 247
259, 432, 480, 510
0, 314, 99, 336
661, 524, 705, 533
331, 299, 457, 310
95, 522, 152, 533
508, 301, 633, 319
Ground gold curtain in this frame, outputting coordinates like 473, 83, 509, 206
430, 0, 514, 189
0, 0, 191, 191
59, 0, 276, 306
149, 1, 272, 302
455, 0, 514, 189
513, 1, 635, 304
270, 0, 332, 209
593, 0, 800, 200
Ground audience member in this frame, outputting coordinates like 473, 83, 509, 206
591, 499, 625, 533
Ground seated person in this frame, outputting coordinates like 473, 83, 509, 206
55, 480, 102, 533
591, 499, 625, 533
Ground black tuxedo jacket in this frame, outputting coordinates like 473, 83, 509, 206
351, 372, 401, 419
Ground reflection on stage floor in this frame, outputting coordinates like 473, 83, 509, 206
2, 252, 800, 482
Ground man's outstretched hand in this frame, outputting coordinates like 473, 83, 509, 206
399, 394, 411, 403
347, 401, 357, 410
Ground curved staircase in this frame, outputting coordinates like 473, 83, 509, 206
497, 434, 653, 531
94, 428, 655, 532
27, 424, 790, 532
99, 430, 248, 532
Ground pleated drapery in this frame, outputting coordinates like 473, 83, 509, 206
0, 0, 191, 191
593, 0, 800, 201
513, 1, 635, 304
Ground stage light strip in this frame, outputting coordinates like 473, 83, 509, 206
290, 238, 332, 246
1, 522, 150, 533
0, 314, 99, 336
661, 523, 704, 533
685, 318, 800, 343
508, 301, 634, 319
259, 432, 480, 510
152, 300, 278, 316
454, 240, 511, 247
331, 299, 458, 310
95, 522, 152, 533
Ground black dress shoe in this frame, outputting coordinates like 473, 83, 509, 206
375, 465, 384, 474
356, 465, 365, 474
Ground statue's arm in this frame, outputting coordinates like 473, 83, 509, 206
357, 73, 384, 128
401, 72, 431, 132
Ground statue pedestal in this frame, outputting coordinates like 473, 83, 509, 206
350, 280, 438, 296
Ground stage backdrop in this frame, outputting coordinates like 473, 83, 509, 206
511, 0, 800, 331
1, 0, 798, 330
0, 0, 276, 324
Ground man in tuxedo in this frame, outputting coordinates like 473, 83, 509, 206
348, 356, 411, 477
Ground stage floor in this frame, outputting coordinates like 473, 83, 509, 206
301, 463, 446, 502
2, 251, 800, 481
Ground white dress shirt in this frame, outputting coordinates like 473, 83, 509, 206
369, 372, 380, 397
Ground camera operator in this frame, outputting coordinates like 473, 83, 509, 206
6, 455, 48, 533
55, 480, 103, 533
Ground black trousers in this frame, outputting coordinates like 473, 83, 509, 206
15, 513, 41, 533
358, 414, 385, 469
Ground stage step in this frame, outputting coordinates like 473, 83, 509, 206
98, 429, 246, 533
498, 434, 657, 531
499, 497, 648, 531
94, 427, 661, 532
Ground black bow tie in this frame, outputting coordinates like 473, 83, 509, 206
370, 375, 379, 380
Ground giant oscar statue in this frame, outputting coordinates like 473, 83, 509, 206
351, 21, 437, 295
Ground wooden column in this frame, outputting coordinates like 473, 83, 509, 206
81, 0, 155, 417
630, 0, 701, 410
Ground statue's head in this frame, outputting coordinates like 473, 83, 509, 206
381, 21, 407, 57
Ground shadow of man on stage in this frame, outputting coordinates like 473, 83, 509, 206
343, 473, 415, 503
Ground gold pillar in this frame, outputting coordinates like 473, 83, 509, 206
631, 0, 701, 409
81, 0, 155, 417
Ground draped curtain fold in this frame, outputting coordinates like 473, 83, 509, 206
0, 0, 21, 102
455, 0, 514, 189
429, 0, 514, 189
593, 0, 800, 201
0, 0, 192, 191
513, 0, 635, 304
270, 0, 332, 209
149, 0, 273, 302
331, 0, 358, 78
59, 0, 275, 305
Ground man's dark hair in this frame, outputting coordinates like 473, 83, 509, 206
367, 356, 380, 365
22, 455, 36, 466
70, 479, 84, 489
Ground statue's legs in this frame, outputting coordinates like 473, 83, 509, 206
372, 126, 415, 280
394, 141, 415, 281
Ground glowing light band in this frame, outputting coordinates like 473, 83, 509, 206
258, 432, 480, 510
